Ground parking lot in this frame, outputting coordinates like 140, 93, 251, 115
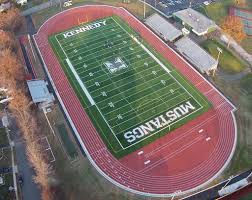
146, 0, 210, 15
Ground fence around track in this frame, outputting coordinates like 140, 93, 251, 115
33, 5, 237, 198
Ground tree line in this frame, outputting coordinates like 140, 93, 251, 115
0, 8, 54, 200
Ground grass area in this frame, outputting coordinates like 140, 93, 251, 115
210, 72, 252, 178
0, 174, 14, 200
197, 0, 251, 25
241, 37, 252, 54
56, 124, 78, 159
197, 0, 235, 24
197, 0, 252, 54
241, 192, 252, 200
0, 129, 8, 147
0, 148, 11, 167
39, 99, 141, 200
201, 39, 247, 73
240, 73, 252, 94
49, 16, 211, 158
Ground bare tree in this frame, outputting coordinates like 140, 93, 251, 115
235, 0, 246, 6
0, 48, 24, 82
0, 11, 54, 199
0, 30, 17, 51
221, 16, 246, 47
0, 8, 23, 31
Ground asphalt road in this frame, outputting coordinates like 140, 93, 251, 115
9, 116, 41, 200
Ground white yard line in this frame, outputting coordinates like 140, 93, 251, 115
107, 87, 181, 123
93, 71, 170, 103
66, 58, 95, 106
112, 18, 171, 74
56, 16, 205, 151
83, 56, 154, 80
113, 93, 190, 133
58, 19, 118, 44
79, 57, 154, 84
55, 36, 67, 58
122, 105, 203, 150
72, 44, 144, 66
66, 31, 124, 55
101, 81, 178, 114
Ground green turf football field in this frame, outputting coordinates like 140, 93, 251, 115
49, 16, 211, 158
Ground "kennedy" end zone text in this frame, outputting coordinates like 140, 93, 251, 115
63, 20, 106, 38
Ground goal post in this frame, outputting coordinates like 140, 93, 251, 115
78, 15, 89, 25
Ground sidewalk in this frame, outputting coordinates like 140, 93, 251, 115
220, 34, 252, 67
8, 116, 41, 200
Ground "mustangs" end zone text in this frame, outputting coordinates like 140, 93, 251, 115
124, 101, 196, 143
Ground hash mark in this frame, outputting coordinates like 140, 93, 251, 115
117, 114, 123, 120
152, 70, 157, 75
101, 91, 107, 97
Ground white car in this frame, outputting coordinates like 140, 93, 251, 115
203, 1, 210, 5
16, 0, 27, 6
63, 0, 72, 7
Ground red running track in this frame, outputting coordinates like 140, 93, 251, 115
33, 5, 237, 197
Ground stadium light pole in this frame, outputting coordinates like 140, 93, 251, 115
171, 190, 181, 200
59, 0, 62, 11
143, 0, 146, 19
213, 47, 222, 76
247, 171, 252, 180
217, 47, 223, 62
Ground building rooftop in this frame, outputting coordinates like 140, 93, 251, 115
173, 8, 217, 35
145, 13, 182, 42
175, 37, 217, 73
27, 80, 54, 103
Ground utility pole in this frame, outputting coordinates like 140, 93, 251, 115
217, 47, 223, 61
3, 109, 19, 200
143, 0, 146, 19
59, 0, 62, 11
247, 171, 252, 180
171, 190, 181, 200
213, 47, 222, 76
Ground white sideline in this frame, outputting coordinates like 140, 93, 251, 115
132, 35, 171, 74
66, 58, 95, 106
112, 18, 171, 74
